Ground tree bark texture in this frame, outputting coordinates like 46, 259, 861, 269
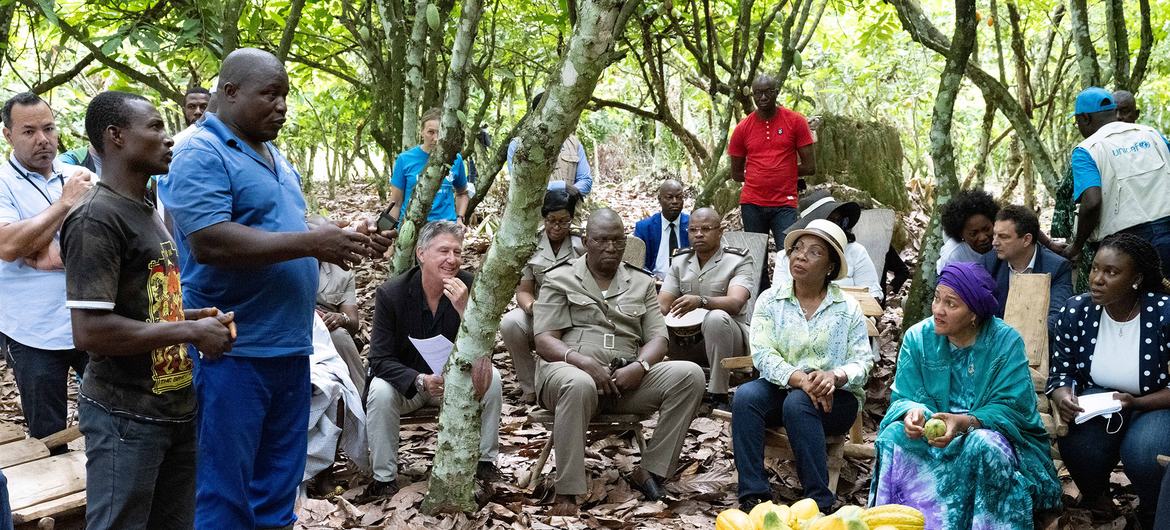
1104, 0, 1129, 90
401, 0, 431, 150
221, 0, 246, 58
421, 0, 638, 513
901, 0, 976, 331
0, 2, 15, 78
275, 0, 307, 61
391, 0, 483, 276
1068, 0, 1099, 87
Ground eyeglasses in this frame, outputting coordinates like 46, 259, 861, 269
789, 243, 827, 260
589, 237, 626, 250
545, 218, 572, 228
686, 224, 720, 234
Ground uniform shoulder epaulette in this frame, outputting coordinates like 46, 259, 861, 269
623, 262, 655, 276
671, 247, 694, 257
723, 246, 749, 256
569, 229, 584, 238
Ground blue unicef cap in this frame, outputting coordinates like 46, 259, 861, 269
1074, 87, 1116, 116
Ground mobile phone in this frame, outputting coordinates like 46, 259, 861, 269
376, 202, 398, 232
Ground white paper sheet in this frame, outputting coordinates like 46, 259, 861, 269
1074, 392, 1123, 424
409, 335, 454, 374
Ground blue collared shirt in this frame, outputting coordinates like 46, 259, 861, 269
0, 156, 79, 349
159, 112, 316, 358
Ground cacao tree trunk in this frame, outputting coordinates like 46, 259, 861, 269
401, 0, 431, 150
421, 0, 639, 513
902, 0, 976, 330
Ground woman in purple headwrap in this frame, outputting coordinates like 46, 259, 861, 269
869, 262, 1061, 529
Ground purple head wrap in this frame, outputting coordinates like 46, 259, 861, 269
937, 262, 998, 321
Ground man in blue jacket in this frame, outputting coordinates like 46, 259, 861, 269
634, 179, 688, 278
980, 204, 1073, 323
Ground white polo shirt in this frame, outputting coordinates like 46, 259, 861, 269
0, 156, 81, 350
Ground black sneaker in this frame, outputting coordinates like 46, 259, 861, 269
628, 467, 665, 501
354, 479, 399, 504
475, 461, 503, 482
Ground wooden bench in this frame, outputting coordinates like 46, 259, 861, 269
517, 410, 647, 490
1, 424, 86, 528
1002, 273, 1066, 442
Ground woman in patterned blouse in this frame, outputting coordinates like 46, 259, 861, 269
732, 219, 873, 514
1049, 233, 1170, 528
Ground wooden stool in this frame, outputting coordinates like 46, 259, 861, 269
1, 424, 86, 527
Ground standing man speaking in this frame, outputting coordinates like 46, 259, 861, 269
728, 74, 816, 247
161, 48, 388, 529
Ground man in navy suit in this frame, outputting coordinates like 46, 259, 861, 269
980, 204, 1073, 323
634, 179, 689, 278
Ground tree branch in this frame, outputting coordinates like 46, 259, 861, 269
1068, 0, 1100, 86
276, 0, 308, 61
1104, 0, 1130, 89
31, 53, 96, 94
1130, 0, 1152, 90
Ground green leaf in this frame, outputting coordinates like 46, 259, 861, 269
456, 109, 467, 125
100, 35, 123, 56
425, 3, 440, 31
33, 0, 58, 25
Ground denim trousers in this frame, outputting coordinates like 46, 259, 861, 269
740, 204, 798, 248
0, 468, 11, 530
79, 399, 196, 530
1058, 400, 1170, 526
3, 335, 87, 446
1120, 216, 1170, 281
732, 378, 858, 511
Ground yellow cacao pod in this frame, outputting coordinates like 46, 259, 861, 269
860, 504, 926, 530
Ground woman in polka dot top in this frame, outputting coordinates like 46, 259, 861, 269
1047, 233, 1170, 527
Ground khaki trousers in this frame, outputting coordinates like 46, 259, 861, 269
536, 358, 704, 495
667, 309, 748, 394
365, 368, 502, 482
500, 308, 536, 396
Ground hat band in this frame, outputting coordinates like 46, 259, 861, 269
801, 196, 836, 218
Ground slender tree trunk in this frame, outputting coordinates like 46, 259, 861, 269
390, 0, 483, 275
275, 0, 307, 61
221, 0, 246, 57
1104, 0, 1129, 90
902, 0, 976, 330
422, 0, 638, 513
1068, 0, 1100, 86
0, 3, 15, 78
401, 0, 431, 150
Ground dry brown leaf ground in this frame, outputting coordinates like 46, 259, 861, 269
0, 169, 1145, 529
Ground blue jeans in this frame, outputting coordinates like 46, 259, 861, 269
3, 335, 87, 447
732, 379, 858, 511
1058, 395, 1170, 526
1120, 216, 1170, 280
740, 204, 798, 248
193, 355, 309, 530
79, 399, 195, 530
0, 468, 11, 530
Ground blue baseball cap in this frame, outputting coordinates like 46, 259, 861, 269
1073, 87, 1117, 116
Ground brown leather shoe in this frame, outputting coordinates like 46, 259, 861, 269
354, 479, 399, 504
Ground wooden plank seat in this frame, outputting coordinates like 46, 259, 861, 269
0, 424, 87, 526
400, 406, 441, 426
517, 410, 648, 490
710, 408, 849, 492
1002, 273, 1067, 440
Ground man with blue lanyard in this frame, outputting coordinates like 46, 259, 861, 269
0, 92, 94, 448
161, 49, 390, 529
1062, 87, 1170, 279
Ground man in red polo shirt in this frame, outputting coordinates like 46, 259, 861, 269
728, 74, 816, 248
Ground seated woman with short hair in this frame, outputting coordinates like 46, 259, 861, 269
1049, 233, 1170, 528
870, 262, 1061, 528
733, 219, 873, 514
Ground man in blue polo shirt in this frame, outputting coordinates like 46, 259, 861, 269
0, 92, 94, 448
389, 107, 469, 225
160, 48, 388, 529
1062, 87, 1170, 278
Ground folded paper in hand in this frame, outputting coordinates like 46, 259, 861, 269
409, 335, 454, 374
1075, 392, 1123, 424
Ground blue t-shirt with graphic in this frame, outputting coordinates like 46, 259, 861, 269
390, 146, 467, 222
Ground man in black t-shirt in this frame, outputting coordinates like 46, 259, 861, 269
60, 91, 236, 530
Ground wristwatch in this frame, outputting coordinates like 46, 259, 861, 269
638, 359, 652, 373
699, 295, 709, 308
415, 373, 427, 393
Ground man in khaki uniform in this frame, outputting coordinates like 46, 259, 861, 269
658, 208, 754, 409
534, 209, 705, 516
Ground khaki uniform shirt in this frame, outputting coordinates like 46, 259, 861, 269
534, 256, 666, 364
521, 232, 585, 290
661, 246, 755, 325
317, 262, 357, 313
